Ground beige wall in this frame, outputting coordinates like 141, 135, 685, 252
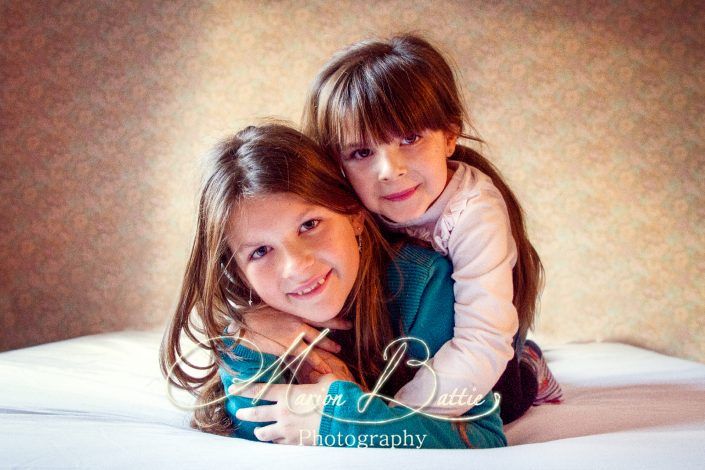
1, 1, 704, 362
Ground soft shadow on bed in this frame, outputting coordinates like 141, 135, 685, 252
505, 383, 705, 444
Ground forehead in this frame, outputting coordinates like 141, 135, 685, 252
328, 77, 435, 151
338, 118, 393, 151
227, 193, 339, 250
229, 193, 307, 236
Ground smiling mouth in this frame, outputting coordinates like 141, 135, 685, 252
288, 270, 331, 298
382, 185, 419, 202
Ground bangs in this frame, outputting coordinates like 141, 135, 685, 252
320, 55, 458, 155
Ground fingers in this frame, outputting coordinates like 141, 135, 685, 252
255, 424, 309, 445
308, 317, 353, 331
252, 424, 283, 442
302, 325, 341, 354
293, 360, 315, 384
235, 404, 278, 423
309, 370, 323, 382
288, 340, 332, 375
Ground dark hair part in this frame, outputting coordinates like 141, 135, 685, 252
160, 124, 410, 436
303, 34, 544, 341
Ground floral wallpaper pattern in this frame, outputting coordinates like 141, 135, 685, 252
1, 1, 704, 362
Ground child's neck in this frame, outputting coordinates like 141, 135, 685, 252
446, 161, 456, 186
424, 162, 455, 213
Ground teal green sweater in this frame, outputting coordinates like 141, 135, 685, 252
218, 244, 506, 449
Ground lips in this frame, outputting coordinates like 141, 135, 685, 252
288, 270, 331, 298
382, 185, 419, 202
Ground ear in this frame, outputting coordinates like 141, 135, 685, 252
349, 211, 365, 235
444, 126, 460, 158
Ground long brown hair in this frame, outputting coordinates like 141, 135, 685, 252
159, 124, 409, 436
303, 34, 544, 340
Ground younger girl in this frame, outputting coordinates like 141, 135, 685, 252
160, 123, 506, 448
303, 34, 562, 423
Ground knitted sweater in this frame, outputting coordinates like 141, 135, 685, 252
217, 244, 506, 449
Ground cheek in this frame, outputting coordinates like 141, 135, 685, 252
347, 249, 360, 281
420, 149, 448, 187
244, 263, 278, 301
325, 229, 359, 283
343, 237, 361, 282
345, 168, 375, 198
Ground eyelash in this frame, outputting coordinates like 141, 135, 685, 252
300, 219, 320, 232
248, 218, 322, 261
401, 133, 421, 145
347, 148, 371, 161
345, 134, 421, 160
249, 246, 269, 260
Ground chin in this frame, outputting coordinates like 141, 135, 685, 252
315, 302, 347, 324
297, 309, 332, 324
316, 311, 340, 324
389, 213, 418, 224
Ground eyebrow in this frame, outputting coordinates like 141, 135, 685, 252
340, 142, 370, 156
235, 242, 260, 253
343, 142, 364, 150
342, 134, 396, 152
234, 205, 319, 253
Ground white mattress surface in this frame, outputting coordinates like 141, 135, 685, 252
1, 331, 704, 469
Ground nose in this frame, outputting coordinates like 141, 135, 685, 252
376, 145, 406, 181
280, 240, 315, 282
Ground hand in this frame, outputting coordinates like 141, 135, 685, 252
306, 348, 356, 383
291, 347, 357, 384
232, 307, 352, 375
231, 374, 341, 445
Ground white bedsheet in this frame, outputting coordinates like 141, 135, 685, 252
1, 331, 704, 469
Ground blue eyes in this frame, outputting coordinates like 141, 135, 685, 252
248, 219, 321, 261
346, 133, 421, 160
401, 133, 420, 145
300, 219, 320, 231
349, 148, 372, 160
250, 246, 269, 260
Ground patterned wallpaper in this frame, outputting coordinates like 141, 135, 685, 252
1, 1, 703, 362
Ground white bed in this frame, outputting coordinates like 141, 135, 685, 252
1, 330, 704, 469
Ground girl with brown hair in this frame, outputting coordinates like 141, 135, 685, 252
160, 123, 506, 448
302, 34, 562, 424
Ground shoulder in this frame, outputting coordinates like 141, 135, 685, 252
388, 243, 453, 281
450, 161, 504, 205
385, 244, 454, 331
432, 162, 508, 255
